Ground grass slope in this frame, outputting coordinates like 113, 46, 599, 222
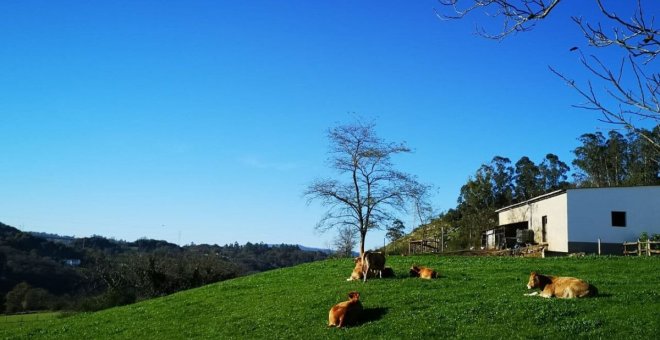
0, 313, 60, 332
2, 256, 658, 339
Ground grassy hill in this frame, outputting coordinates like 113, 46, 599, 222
2, 255, 658, 339
384, 222, 449, 255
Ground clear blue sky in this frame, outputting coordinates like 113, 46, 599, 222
1, 1, 657, 250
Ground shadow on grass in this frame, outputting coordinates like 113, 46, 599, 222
357, 307, 389, 326
591, 293, 613, 299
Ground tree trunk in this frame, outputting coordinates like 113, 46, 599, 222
359, 231, 366, 256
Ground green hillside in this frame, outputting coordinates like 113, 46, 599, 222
2, 256, 658, 339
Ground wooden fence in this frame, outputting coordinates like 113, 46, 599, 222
623, 240, 660, 256
408, 238, 443, 254
486, 243, 546, 258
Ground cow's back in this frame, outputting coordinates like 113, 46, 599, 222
363, 252, 385, 270
419, 267, 437, 279
361, 252, 385, 282
551, 277, 592, 298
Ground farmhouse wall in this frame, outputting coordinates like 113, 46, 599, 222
498, 193, 568, 252
495, 186, 660, 255
566, 186, 660, 244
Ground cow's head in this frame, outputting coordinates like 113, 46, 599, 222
527, 271, 539, 289
348, 291, 360, 301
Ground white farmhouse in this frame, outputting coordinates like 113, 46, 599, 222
486, 186, 660, 255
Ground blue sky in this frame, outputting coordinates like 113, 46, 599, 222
1, 1, 657, 250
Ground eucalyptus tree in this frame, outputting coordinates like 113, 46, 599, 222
539, 153, 571, 191
489, 156, 515, 207
456, 164, 497, 246
305, 121, 428, 256
513, 156, 543, 201
626, 126, 660, 185
573, 129, 660, 187
605, 130, 630, 185
572, 132, 609, 187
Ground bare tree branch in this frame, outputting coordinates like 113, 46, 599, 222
437, 0, 659, 152
572, 0, 660, 63
436, 0, 561, 39
550, 61, 660, 150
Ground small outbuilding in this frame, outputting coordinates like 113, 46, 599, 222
486, 186, 660, 255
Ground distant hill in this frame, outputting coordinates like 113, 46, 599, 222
293, 245, 334, 254
0, 222, 84, 298
28, 232, 76, 246
0, 221, 328, 314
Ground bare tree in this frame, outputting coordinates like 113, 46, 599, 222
437, 0, 660, 151
333, 226, 358, 257
305, 121, 428, 256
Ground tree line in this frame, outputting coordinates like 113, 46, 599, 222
0, 223, 327, 314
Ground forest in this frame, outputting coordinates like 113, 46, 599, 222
407, 128, 660, 250
0, 223, 327, 314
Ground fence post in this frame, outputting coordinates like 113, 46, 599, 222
598, 238, 601, 255
638, 240, 641, 256
441, 227, 444, 253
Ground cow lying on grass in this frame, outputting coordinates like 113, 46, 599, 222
524, 271, 597, 298
328, 291, 363, 328
347, 264, 394, 281
409, 265, 437, 279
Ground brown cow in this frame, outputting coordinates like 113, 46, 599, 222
361, 251, 386, 282
525, 271, 597, 298
409, 265, 437, 279
347, 258, 365, 281
347, 262, 394, 281
328, 291, 363, 328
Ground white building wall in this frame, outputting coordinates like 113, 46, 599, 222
498, 193, 569, 252
534, 194, 569, 252
566, 187, 660, 244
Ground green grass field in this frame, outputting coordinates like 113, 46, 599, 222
0, 312, 61, 331
1, 256, 658, 339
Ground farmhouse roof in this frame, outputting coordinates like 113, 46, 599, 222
495, 189, 566, 213
495, 185, 660, 214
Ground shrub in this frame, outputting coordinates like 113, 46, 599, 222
4, 282, 55, 313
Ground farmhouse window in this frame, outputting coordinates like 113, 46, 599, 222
611, 211, 626, 227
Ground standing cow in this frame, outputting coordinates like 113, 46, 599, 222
360, 251, 386, 282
